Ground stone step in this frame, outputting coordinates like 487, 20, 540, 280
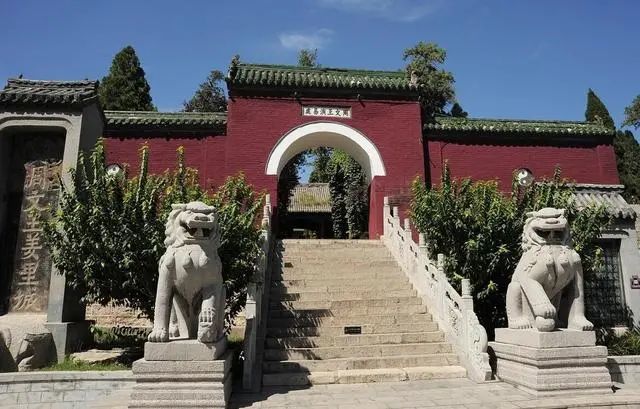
265, 331, 444, 348
131, 391, 225, 401
281, 254, 394, 263
272, 270, 401, 280
264, 342, 453, 360
129, 399, 226, 408
267, 322, 439, 337
271, 277, 409, 289
267, 313, 433, 328
262, 353, 460, 372
269, 297, 422, 311
281, 239, 384, 247
280, 260, 399, 271
268, 304, 428, 318
270, 281, 414, 293
271, 289, 417, 302
262, 366, 467, 386
133, 381, 225, 390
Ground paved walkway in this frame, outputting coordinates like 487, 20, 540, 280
229, 379, 640, 409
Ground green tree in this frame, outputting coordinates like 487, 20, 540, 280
344, 158, 367, 238
623, 95, 640, 129
403, 41, 455, 117
43, 142, 263, 329
183, 70, 227, 113
329, 164, 348, 238
298, 49, 319, 68
450, 102, 468, 118
585, 88, 615, 129
410, 166, 610, 336
99, 46, 155, 111
613, 130, 640, 203
308, 147, 332, 183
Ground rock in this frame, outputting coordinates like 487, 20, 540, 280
16, 332, 54, 371
71, 348, 127, 365
0, 327, 17, 372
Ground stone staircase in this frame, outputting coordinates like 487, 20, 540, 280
262, 239, 466, 386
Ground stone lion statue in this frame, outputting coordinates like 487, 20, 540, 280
506, 207, 593, 332
148, 202, 225, 343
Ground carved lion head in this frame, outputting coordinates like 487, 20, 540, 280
164, 201, 220, 248
522, 207, 570, 250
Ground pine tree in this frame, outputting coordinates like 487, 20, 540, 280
99, 46, 155, 111
344, 158, 367, 238
623, 95, 640, 129
183, 70, 227, 112
403, 41, 455, 117
613, 130, 640, 203
585, 88, 615, 129
450, 102, 468, 118
298, 49, 318, 68
329, 164, 348, 239
308, 148, 332, 183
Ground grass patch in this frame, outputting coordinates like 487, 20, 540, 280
38, 357, 128, 372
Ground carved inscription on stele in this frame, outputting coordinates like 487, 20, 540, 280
9, 161, 61, 312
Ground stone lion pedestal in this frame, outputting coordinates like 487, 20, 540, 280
490, 329, 612, 396
129, 338, 232, 408
129, 202, 233, 408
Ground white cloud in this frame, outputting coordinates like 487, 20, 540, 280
316, 0, 443, 22
279, 29, 334, 51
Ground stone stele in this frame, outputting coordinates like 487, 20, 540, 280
490, 208, 612, 396
129, 202, 230, 409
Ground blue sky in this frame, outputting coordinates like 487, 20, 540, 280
1, 0, 639, 128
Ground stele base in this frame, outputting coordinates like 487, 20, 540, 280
489, 328, 612, 397
128, 337, 231, 408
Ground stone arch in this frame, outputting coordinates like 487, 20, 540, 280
265, 121, 386, 182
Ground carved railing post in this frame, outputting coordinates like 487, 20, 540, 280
383, 197, 391, 238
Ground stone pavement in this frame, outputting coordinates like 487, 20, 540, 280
88, 377, 640, 409
229, 378, 640, 409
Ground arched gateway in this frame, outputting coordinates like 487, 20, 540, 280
266, 121, 386, 182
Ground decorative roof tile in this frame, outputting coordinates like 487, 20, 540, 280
227, 63, 416, 95
0, 78, 98, 107
571, 184, 636, 220
288, 183, 331, 213
425, 116, 614, 136
104, 111, 227, 132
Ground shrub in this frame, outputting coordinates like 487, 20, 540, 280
599, 327, 640, 356
44, 141, 263, 330
410, 165, 610, 336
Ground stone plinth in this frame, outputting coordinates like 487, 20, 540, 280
490, 329, 612, 397
129, 339, 232, 408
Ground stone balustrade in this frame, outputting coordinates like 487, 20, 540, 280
242, 194, 274, 390
381, 197, 492, 382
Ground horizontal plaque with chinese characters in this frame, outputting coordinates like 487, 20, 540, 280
302, 106, 352, 119
9, 160, 62, 313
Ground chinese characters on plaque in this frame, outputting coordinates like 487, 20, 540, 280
302, 106, 352, 119
9, 160, 62, 312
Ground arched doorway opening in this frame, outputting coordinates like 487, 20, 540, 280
266, 122, 386, 239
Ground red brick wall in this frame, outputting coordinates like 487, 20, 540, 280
104, 134, 227, 191
426, 135, 620, 189
226, 97, 425, 238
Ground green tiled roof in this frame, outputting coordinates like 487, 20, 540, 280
425, 116, 614, 136
105, 111, 227, 131
227, 63, 416, 94
0, 78, 98, 107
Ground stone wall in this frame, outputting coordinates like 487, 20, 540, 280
0, 371, 133, 409
607, 355, 640, 384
